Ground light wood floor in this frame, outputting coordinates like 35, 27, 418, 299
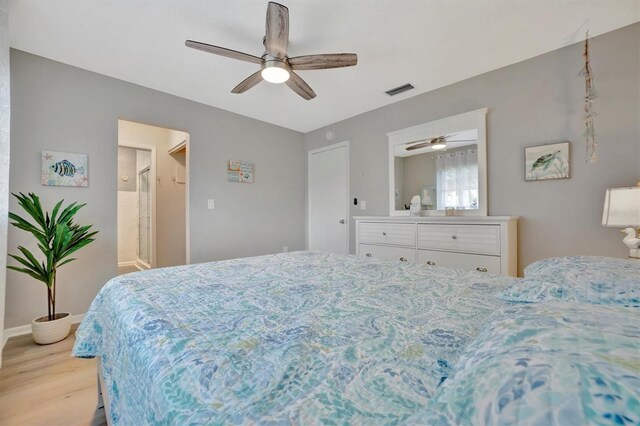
117, 265, 140, 275
0, 325, 107, 426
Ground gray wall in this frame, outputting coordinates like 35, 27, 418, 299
305, 23, 640, 274
6, 49, 305, 328
0, 0, 9, 343
402, 152, 436, 208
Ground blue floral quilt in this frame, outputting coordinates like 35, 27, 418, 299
499, 256, 640, 307
416, 302, 640, 425
73, 251, 515, 425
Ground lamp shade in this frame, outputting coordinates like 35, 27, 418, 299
602, 186, 640, 227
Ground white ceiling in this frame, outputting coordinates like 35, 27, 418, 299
9, 0, 640, 133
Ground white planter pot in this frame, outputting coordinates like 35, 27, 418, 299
31, 313, 71, 345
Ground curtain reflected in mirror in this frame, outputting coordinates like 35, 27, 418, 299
435, 148, 478, 210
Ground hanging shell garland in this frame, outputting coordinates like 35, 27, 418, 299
580, 31, 598, 163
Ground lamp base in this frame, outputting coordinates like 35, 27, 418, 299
629, 248, 640, 260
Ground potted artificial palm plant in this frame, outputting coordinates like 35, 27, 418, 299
8, 192, 97, 344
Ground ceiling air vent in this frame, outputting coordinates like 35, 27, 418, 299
385, 83, 414, 96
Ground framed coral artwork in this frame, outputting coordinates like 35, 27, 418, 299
41, 151, 89, 187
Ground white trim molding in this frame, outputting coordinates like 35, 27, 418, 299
2, 313, 86, 353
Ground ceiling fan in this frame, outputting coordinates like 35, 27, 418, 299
185, 2, 358, 100
405, 135, 476, 151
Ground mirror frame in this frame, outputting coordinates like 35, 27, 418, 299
387, 108, 488, 216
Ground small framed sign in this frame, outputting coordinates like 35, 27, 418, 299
227, 160, 254, 183
525, 142, 570, 181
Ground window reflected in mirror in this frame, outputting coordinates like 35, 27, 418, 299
394, 129, 479, 211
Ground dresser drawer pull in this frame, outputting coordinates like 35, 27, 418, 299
365, 253, 372, 257
399, 257, 407, 262
451, 235, 457, 240
476, 267, 488, 272
382, 232, 387, 236
426, 261, 436, 266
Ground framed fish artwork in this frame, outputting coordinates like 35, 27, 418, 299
41, 151, 89, 187
525, 142, 570, 181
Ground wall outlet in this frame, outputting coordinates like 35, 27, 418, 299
207, 199, 215, 209
360, 200, 367, 210
283, 246, 289, 253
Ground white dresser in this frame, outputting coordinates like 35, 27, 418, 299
355, 216, 519, 276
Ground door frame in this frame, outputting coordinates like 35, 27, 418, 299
307, 141, 350, 254
184, 137, 191, 265
117, 142, 157, 269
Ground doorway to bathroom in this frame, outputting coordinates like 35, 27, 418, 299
117, 119, 189, 275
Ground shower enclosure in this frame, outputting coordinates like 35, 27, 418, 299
117, 144, 154, 273
138, 166, 151, 267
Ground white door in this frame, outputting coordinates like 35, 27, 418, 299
308, 142, 349, 254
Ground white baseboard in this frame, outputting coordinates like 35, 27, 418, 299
2, 313, 85, 350
136, 259, 150, 270
118, 261, 138, 268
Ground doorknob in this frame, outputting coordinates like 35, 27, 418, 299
339, 219, 345, 224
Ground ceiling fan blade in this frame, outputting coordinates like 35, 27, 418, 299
185, 40, 263, 65
231, 71, 264, 94
289, 53, 358, 70
285, 71, 316, 100
265, 2, 289, 59
405, 142, 432, 151
405, 138, 476, 146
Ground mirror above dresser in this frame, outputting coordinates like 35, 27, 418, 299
388, 108, 488, 216
360, 108, 518, 276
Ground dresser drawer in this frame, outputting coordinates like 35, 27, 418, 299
418, 224, 500, 255
417, 249, 500, 274
417, 224, 458, 250
360, 244, 416, 263
359, 222, 416, 247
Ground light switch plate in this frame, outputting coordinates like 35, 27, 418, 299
360, 200, 367, 210
207, 199, 215, 210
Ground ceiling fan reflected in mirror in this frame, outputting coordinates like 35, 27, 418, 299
405, 134, 477, 152
406, 136, 450, 151
185, 2, 358, 100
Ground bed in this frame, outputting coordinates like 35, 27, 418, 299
73, 251, 640, 425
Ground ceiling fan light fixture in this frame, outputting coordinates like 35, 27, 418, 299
430, 136, 448, 150
261, 60, 290, 84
